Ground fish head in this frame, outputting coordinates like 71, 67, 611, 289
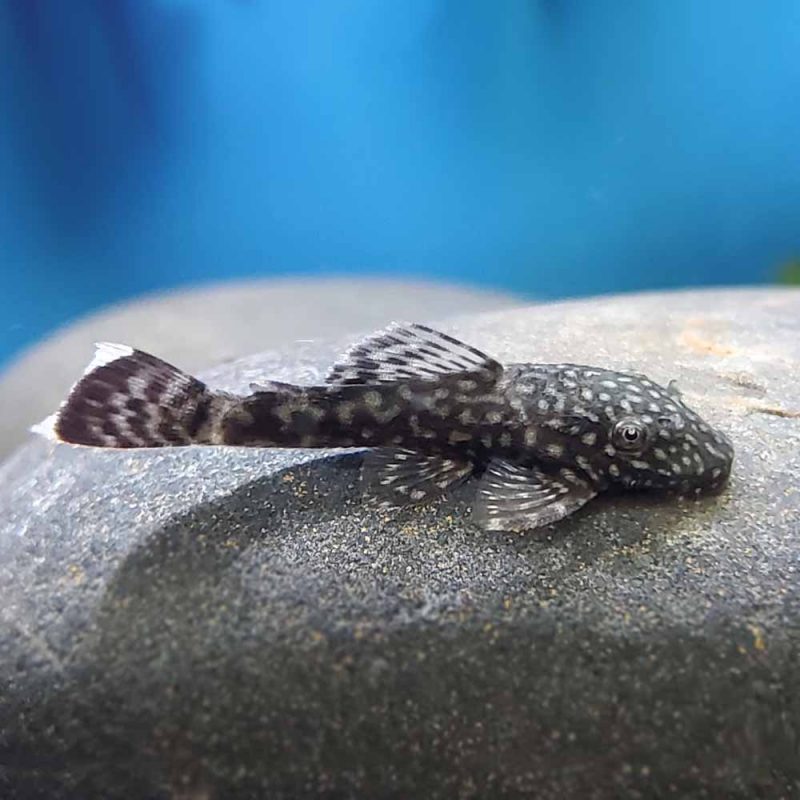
518, 365, 734, 495
604, 405, 734, 495
588, 369, 734, 494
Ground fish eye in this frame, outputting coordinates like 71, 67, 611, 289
612, 418, 649, 451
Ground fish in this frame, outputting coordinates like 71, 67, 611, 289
33, 323, 734, 531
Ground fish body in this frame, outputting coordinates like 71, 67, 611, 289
36, 324, 734, 531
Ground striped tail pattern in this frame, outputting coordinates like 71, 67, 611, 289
34, 343, 234, 448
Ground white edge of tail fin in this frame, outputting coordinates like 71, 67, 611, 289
30, 342, 136, 442
30, 413, 59, 440
87, 342, 135, 374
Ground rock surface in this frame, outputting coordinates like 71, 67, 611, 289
1, 288, 799, 799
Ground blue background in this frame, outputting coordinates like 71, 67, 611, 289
1, 0, 799, 367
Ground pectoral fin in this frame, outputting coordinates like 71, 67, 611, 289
473, 459, 597, 532
363, 447, 473, 509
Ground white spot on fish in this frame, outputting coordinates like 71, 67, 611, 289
274, 404, 293, 425
363, 390, 382, 409
704, 442, 725, 458
337, 402, 355, 423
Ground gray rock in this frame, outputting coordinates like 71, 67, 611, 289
1, 288, 799, 799
0, 277, 520, 461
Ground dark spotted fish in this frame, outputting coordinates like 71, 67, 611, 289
34, 324, 734, 531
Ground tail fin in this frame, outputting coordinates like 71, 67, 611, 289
33, 343, 231, 448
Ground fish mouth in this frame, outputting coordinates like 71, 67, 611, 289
620, 471, 732, 497
661, 422, 735, 496
616, 439, 734, 496
700, 428, 735, 489
688, 471, 731, 496
680, 449, 734, 496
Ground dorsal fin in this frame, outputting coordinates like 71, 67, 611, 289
249, 379, 303, 395
325, 323, 503, 385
